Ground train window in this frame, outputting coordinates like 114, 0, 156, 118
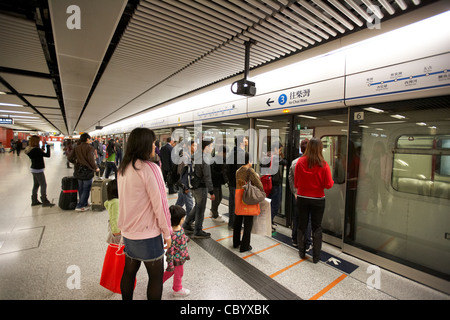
321, 135, 346, 184
392, 135, 450, 199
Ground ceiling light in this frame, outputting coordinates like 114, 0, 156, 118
0, 110, 33, 114
330, 120, 344, 123
0, 115, 39, 119
298, 115, 317, 119
363, 107, 384, 113
0, 103, 23, 107
416, 122, 427, 126
0, 92, 6, 95
391, 114, 406, 119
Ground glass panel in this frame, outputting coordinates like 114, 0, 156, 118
294, 108, 348, 239
255, 116, 290, 223
347, 97, 450, 280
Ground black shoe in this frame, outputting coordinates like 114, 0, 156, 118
193, 230, 211, 239
183, 225, 194, 234
239, 245, 252, 253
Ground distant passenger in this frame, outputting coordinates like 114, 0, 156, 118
210, 145, 228, 222
163, 205, 191, 297
294, 138, 334, 263
105, 139, 117, 179
117, 127, 172, 300
24, 135, 55, 207
63, 139, 73, 168
15, 139, 22, 156
288, 138, 310, 247
114, 138, 122, 167
160, 137, 176, 194
261, 142, 288, 230
233, 152, 264, 253
68, 133, 100, 212
182, 139, 215, 238
175, 140, 196, 220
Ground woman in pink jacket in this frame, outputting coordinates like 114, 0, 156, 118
294, 138, 334, 263
118, 128, 172, 300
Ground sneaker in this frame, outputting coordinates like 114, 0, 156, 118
193, 230, 210, 239
75, 207, 83, 211
211, 216, 225, 223
173, 288, 190, 297
81, 206, 91, 212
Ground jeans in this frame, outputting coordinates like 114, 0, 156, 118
77, 178, 93, 208
296, 197, 325, 262
292, 197, 312, 247
32, 172, 47, 199
228, 186, 236, 228
175, 189, 193, 217
269, 185, 282, 223
183, 188, 207, 234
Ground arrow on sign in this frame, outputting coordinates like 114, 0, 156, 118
327, 257, 341, 266
266, 98, 274, 107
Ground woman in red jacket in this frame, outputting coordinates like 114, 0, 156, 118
294, 138, 334, 263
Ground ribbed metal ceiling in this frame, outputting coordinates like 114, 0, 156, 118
0, 0, 433, 135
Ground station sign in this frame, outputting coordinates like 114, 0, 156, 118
247, 77, 345, 116
0, 118, 14, 124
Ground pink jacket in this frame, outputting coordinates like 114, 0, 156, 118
118, 160, 172, 241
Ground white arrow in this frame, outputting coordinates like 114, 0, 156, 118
327, 257, 341, 266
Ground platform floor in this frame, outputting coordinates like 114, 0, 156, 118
0, 148, 448, 301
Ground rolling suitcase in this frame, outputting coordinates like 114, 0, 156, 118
59, 176, 78, 210
91, 178, 111, 211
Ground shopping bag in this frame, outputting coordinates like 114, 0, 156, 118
235, 189, 260, 216
252, 199, 272, 236
100, 244, 135, 294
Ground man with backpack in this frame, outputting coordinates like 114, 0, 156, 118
175, 140, 196, 217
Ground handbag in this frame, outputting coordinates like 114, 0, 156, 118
260, 175, 272, 197
99, 243, 135, 294
74, 163, 94, 180
235, 189, 260, 216
242, 180, 266, 205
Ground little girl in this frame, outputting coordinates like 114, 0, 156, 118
104, 179, 121, 244
163, 205, 190, 297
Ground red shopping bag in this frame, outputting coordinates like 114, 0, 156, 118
100, 244, 135, 294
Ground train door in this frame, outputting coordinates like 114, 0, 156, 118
293, 108, 349, 247
254, 115, 292, 227
345, 96, 450, 286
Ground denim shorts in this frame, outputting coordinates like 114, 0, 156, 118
123, 235, 164, 262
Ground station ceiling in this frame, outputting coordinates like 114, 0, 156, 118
0, 0, 435, 136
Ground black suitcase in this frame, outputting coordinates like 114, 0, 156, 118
59, 176, 78, 210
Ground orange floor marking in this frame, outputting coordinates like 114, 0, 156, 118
216, 234, 233, 242
203, 223, 227, 230
309, 274, 347, 300
269, 258, 308, 278
242, 243, 280, 259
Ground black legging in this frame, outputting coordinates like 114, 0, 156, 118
121, 256, 164, 300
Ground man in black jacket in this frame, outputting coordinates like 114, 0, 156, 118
160, 137, 176, 194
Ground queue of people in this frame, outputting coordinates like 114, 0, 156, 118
21, 128, 333, 300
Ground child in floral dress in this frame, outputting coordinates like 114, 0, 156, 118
163, 205, 190, 297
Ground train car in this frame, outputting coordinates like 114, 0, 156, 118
90, 9, 450, 293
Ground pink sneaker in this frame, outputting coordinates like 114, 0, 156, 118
173, 288, 190, 297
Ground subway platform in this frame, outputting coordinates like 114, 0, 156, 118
0, 147, 448, 304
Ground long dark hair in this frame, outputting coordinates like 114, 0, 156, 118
119, 127, 155, 176
304, 137, 325, 168
106, 139, 115, 155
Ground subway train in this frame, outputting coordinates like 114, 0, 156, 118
90, 10, 450, 293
